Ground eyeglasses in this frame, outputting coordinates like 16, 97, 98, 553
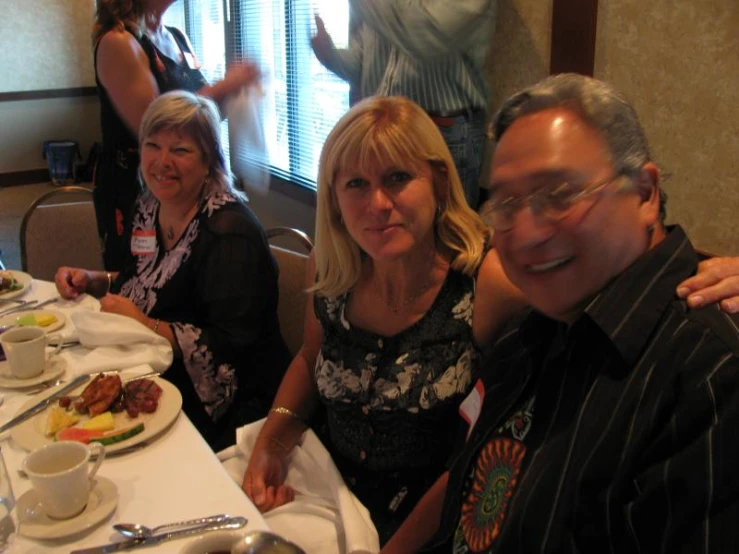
488, 174, 625, 232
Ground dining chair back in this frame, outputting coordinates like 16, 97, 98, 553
20, 186, 104, 281
266, 227, 314, 357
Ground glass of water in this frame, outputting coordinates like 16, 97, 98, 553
0, 446, 15, 551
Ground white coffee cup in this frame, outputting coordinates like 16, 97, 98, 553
0, 326, 62, 379
22, 441, 106, 519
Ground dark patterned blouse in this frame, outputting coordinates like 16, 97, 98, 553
115, 188, 290, 450
314, 261, 484, 542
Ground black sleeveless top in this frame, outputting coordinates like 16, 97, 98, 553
94, 26, 208, 156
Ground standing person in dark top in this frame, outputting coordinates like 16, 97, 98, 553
92, 0, 259, 270
382, 73, 739, 554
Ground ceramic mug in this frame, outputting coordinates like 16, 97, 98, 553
0, 327, 62, 379
22, 441, 106, 519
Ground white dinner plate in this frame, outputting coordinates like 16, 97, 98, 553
11, 375, 182, 453
16, 476, 118, 540
0, 356, 66, 389
0, 309, 66, 334
0, 270, 32, 300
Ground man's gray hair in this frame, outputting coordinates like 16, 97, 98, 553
492, 73, 666, 219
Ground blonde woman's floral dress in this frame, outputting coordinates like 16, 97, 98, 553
314, 260, 485, 544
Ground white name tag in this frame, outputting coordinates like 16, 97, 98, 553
459, 378, 485, 441
131, 229, 157, 256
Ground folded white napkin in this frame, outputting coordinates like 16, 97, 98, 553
58, 312, 173, 374
219, 419, 380, 554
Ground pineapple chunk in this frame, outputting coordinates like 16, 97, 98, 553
81, 411, 115, 432
35, 314, 58, 327
45, 406, 80, 437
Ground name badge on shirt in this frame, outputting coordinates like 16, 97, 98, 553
459, 378, 485, 441
131, 229, 157, 256
183, 52, 201, 70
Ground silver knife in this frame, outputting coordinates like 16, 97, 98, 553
0, 374, 90, 434
0, 300, 38, 317
70, 516, 248, 553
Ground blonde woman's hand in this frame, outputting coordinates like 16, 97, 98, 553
677, 256, 739, 313
242, 440, 295, 513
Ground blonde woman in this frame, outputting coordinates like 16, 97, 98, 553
242, 96, 525, 543
92, 0, 259, 270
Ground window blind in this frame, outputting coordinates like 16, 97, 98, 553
229, 0, 350, 189
165, 0, 350, 190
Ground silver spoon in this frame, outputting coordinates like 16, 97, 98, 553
113, 514, 229, 539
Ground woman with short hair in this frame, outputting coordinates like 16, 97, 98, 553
56, 91, 291, 451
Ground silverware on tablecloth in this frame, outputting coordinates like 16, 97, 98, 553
31, 297, 60, 310
0, 374, 90, 434
69, 515, 248, 554
113, 513, 230, 539
0, 300, 38, 317
22, 378, 65, 396
0, 296, 59, 319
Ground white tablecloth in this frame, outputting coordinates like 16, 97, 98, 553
0, 280, 269, 553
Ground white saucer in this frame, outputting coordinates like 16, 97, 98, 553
0, 356, 66, 389
16, 476, 118, 540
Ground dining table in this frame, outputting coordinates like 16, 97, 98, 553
0, 277, 270, 553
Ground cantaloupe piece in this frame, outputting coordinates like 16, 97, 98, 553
80, 411, 115, 432
45, 406, 80, 436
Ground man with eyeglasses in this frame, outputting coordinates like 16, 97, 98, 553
381, 73, 739, 553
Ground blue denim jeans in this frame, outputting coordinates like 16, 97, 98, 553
436, 111, 487, 210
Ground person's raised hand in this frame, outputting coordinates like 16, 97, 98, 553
677, 256, 739, 313
242, 440, 295, 513
55, 267, 90, 300
222, 60, 261, 96
310, 14, 335, 62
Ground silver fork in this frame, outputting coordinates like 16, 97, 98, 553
23, 378, 64, 396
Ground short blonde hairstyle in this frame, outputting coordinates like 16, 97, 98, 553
313, 95, 488, 298
139, 91, 245, 202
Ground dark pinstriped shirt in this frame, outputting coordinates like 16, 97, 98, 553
437, 226, 739, 553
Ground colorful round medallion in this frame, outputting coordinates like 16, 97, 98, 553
459, 437, 526, 552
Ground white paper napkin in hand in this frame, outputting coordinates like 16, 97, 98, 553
59, 312, 173, 374
219, 419, 380, 554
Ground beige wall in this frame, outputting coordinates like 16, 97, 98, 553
0, 0, 96, 92
0, 0, 100, 172
486, 0, 738, 255
596, 0, 739, 255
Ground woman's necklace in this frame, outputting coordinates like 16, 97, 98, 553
165, 225, 175, 240
373, 252, 440, 315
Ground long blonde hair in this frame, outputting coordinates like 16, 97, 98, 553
92, 0, 145, 45
313, 96, 488, 298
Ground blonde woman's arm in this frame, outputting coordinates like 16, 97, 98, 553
242, 253, 324, 512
